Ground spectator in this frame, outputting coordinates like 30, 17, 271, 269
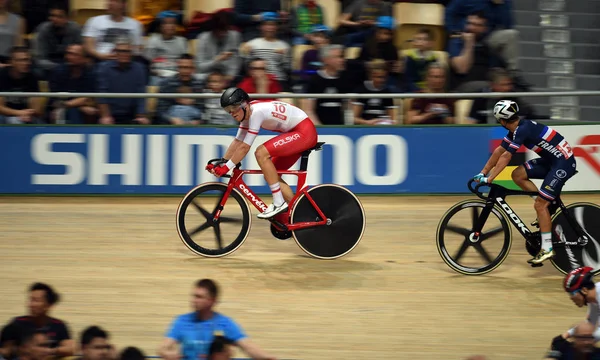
1, 323, 23, 360
48, 43, 97, 124
290, 0, 325, 45
164, 86, 202, 125
208, 336, 233, 360
15, 329, 52, 360
406, 63, 456, 124
155, 54, 203, 125
467, 68, 536, 124
447, 11, 503, 92
445, 0, 518, 72
352, 59, 397, 125
0, 47, 43, 124
201, 70, 237, 126
0, 0, 25, 65
233, 0, 282, 42
195, 11, 241, 85
158, 279, 277, 360
144, 14, 187, 85
97, 38, 149, 125
8, 283, 74, 358
335, 0, 392, 47
242, 12, 291, 90
119, 347, 145, 360
404, 28, 439, 93
82, 0, 143, 63
300, 25, 331, 81
80, 326, 116, 360
304, 44, 347, 125
546, 321, 600, 360
34, 3, 82, 78
357, 15, 402, 91
237, 57, 281, 99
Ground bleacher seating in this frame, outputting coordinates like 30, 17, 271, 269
8, 0, 485, 124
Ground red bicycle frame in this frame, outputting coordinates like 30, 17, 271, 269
213, 167, 328, 231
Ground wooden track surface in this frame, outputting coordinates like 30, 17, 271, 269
2, 194, 600, 360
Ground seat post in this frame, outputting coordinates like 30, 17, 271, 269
299, 151, 310, 171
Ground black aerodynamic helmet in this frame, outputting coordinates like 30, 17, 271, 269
220, 87, 250, 109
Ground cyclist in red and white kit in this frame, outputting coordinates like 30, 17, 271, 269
206, 87, 318, 219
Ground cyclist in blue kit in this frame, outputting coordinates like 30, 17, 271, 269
474, 100, 577, 265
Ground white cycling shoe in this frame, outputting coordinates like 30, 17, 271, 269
257, 203, 288, 219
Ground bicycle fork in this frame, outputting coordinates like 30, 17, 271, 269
470, 199, 497, 242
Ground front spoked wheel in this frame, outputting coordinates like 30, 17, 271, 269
436, 199, 512, 275
176, 182, 251, 257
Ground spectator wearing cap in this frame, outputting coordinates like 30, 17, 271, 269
237, 57, 281, 99
301, 25, 331, 82
404, 28, 439, 93
335, 0, 392, 47
290, 0, 325, 45
158, 279, 277, 360
195, 10, 241, 85
8, 283, 75, 359
144, 12, 187, 85
233, 0, 284, 42
357, 16, 403, 91
241, 12, 291, 90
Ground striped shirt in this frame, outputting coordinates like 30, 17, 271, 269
245, 37, 291, 82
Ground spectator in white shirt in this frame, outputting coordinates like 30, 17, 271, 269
241, 12, 291, 90
82, 0, 143, 63
144, 14, 187, 85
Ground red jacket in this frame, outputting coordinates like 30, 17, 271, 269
237, 74, 282, 99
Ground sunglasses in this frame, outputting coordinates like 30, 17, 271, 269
250, 66, 265, 70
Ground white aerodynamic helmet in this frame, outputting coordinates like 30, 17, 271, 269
493, 100, 520, 122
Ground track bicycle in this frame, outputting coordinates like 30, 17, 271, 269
176, 142, 366, 259
436, 179, 600, 275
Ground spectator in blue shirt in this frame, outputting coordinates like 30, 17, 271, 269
445, 0, 518, 72
48, 44, 98, 124
97, 38, 149, 125
447, 11, 504, 92
158, 279, 277, 360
